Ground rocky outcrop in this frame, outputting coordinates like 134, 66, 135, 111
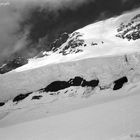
44, 76, 99, 92
116, 14, 140, 41
0, 57, 28, 74
32, 95, 42, 100
51, 32, 69, 52
58, 32, 85, 55
0, 102, 5, 106
113, 76, 128, 90
13, 92, 32, 103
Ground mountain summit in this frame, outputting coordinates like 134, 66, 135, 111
0, 9, 140, 74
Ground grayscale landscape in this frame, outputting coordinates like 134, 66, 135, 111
0, 0, 140, 140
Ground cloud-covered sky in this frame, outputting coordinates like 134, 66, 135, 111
0, 0, 140, 64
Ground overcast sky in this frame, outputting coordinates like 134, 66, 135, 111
0, 0, 140, 64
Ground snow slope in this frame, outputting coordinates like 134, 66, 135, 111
0, 9, 140, 139
0, 86, 140, 140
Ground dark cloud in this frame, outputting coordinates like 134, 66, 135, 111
20, 0, 140, 51
0, 0, 140, 64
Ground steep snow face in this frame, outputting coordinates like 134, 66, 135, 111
12, 8, 140, 72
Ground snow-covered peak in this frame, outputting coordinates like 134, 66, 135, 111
12, 9, 140, 73
41, 8, 140, 57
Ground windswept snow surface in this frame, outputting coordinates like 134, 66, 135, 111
0, 86, 140, 140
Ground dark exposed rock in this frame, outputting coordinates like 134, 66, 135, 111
36, 32, 83, 57
82, 79, 99, 87
0, 57, 28, 74
113, 76, 128, 90
70, 32, 83, 39
32, 95, 42, 100
116, 14, 140, 41
44, 81, 70, 92
68, 76, 83, 86
0, 102, 5, 107
51, 32, 69, 52
13, 92, 32, 103
44, 76, 99, 93
59, 32, 84, 55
